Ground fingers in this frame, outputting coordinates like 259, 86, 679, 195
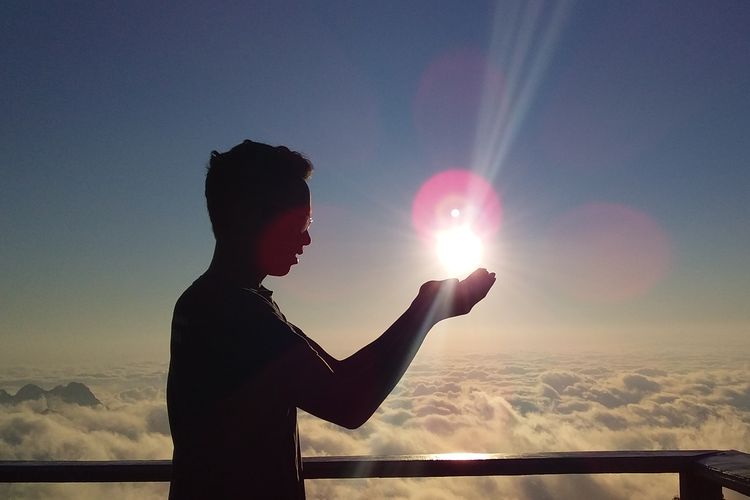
460, 269, 496, 294
416, 270, 495, 320
463, 267, 496, 281
449, 268, 495, 315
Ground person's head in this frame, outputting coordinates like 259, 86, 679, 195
205, 139, 313, 276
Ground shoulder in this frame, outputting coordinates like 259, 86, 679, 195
171, 278, 308, 368
174, 276, 278, 321
172, 277, 296, 357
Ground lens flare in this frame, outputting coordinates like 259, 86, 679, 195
412, 169, 501, 275
413, 49, 505, 169
545, 203, 671, 302
412, 169, 502, 238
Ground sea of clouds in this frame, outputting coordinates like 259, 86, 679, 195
1, 349, 749, 499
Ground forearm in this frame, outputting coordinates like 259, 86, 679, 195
337, 299, 439, 423
300, 270, 494, 429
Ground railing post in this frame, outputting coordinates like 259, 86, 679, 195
679, 471, 723, 500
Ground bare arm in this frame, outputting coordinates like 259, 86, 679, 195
290, 268, 495, 428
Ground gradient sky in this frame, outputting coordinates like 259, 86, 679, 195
2, 1, 749, 365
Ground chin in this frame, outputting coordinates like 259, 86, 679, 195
265, 260, 295, 277
268, 267, 292, 277
259, 252, 298, 277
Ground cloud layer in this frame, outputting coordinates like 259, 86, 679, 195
298, 351, 750, 499
1, 351, 749, 499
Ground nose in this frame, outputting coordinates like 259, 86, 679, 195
301, 230, 311, 247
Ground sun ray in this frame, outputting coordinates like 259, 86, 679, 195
472, 0, 572, 184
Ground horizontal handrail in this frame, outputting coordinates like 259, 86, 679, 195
303, 450, 719, 478
1, 450, 748, 498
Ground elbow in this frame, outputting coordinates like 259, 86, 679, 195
341, 420, 361, 430
305, 398, 373, 429
337, 405, 375, 430
340, 414, 368, 430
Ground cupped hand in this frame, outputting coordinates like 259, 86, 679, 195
414, 268, 496, 322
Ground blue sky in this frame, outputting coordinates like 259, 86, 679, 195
2, 1, 749, 364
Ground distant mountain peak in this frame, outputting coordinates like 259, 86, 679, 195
49, 382, 101, 406
15, 384, 45, 401
0, 382, 101, 407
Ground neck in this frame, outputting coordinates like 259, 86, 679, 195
205, 240, 265, 289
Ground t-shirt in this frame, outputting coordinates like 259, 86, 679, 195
167, 274, 317, 499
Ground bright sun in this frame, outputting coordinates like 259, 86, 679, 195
435, 225, 483, 276
412, 170, 501, 277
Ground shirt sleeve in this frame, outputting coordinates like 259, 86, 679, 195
207, 289, 307, 397
170, 286, 305, 408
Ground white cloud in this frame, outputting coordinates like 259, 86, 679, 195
1, 351, 749, 499
301, 351, 750, 499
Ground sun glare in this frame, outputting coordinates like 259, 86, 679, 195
412, 170, 501, 277
434, 452, 493, 461
436, 226, 483, 277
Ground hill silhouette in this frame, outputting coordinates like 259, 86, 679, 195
0, 382, 100, 407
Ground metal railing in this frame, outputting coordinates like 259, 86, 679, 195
2, 450, 749, 499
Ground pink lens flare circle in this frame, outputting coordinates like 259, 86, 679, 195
545, 202, 672, 303
412, 169, 502, 240
413, 48, 505, 168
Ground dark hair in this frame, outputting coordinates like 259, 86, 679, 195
205, 140, 313, 240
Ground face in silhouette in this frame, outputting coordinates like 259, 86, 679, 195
256, 181, 312, 277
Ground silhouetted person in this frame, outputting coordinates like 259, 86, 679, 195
167, 140, 495, 499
